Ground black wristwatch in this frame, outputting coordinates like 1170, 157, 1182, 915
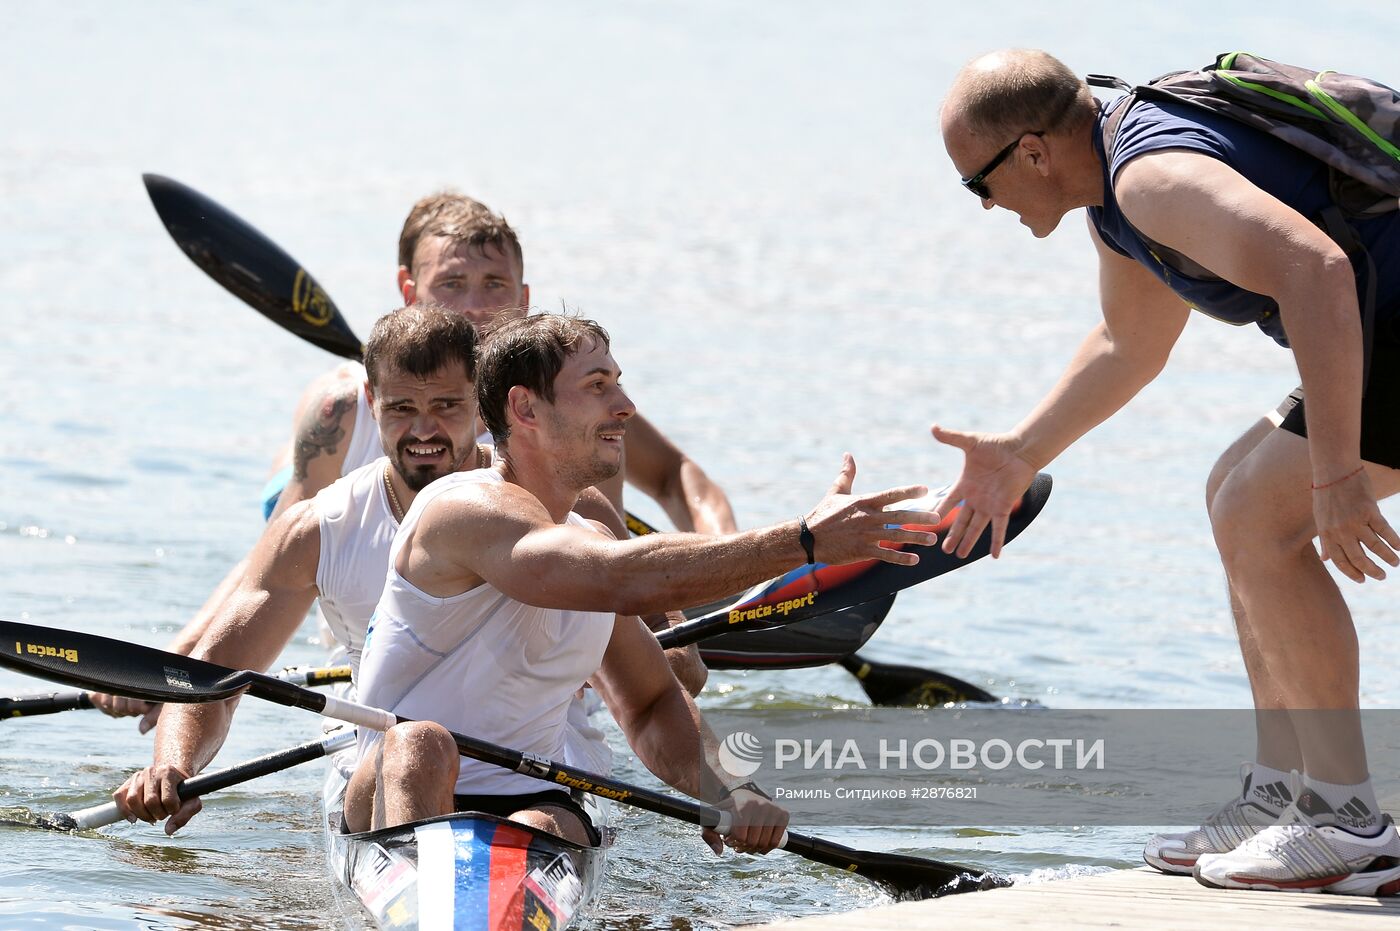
719, 781, 771, 801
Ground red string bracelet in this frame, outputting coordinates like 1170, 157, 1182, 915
1310, 466, 1365, 491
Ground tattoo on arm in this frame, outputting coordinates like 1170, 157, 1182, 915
292, 385, 357, 481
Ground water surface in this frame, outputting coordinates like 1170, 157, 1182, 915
3, 2, 1400, 927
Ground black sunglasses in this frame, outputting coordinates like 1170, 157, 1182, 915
960, 131, 1045, 199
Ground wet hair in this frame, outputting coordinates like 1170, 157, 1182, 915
397, 191, 524, 277
476, 314, 611, 446
363, 302, 479, 390
948, 49, 1095, 141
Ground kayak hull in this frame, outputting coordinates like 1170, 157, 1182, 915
324, 757, 607, 931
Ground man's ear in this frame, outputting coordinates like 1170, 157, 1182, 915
398, 266, 416, 305
364, 378, 378, 420
520, 282, 530, 312
1026, 134, 1052, 177
506, 385, 536, 432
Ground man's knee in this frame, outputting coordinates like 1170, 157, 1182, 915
511, 805, 593, 846
1208, 418, 1275, 513
382, 721, 458, 786
1210, 474, 1315, 576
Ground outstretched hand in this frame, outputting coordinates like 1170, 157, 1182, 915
802, 453, 941, 566
928, 425, 1039, 558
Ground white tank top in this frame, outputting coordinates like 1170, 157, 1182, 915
313, 457, 399, 676
338, 366, 382, 477
357, 470, 616, 795
312, 460, 613, 775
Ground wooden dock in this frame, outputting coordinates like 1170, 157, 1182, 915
744, 868, 1400, 929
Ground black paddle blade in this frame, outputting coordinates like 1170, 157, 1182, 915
784, 830, 1010, 900
142, 174, 364, 361
665, 473, 1052, 651
699, 595, 894, 670
857, 852, 1014, 900
0, 621, 246, 704
839, 654, 998, 706
0, 808, 80, 832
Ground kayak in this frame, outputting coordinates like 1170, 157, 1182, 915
323, 753, 609, 931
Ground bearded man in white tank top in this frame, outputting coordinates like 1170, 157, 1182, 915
347, 313, 944, 853
110, 305, 689, 833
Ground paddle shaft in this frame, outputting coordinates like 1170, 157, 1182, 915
0, 664, 352, 720
227, 670, 977, 888
61, 730, 355, 831
0, 621, 989, 893
1, 690, 92, 718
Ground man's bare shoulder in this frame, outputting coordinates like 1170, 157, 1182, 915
247, 496, 323, 585
418, 478, 551, 536
1113, 149, 1233, 214
290, 364, 363, 483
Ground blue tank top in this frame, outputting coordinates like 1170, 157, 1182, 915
1089, 96, 1400, 347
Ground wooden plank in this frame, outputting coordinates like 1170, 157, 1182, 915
743, 868, 1400, 930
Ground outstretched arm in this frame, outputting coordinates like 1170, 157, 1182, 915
113, 502, 324, 833
933, 220, 1190, 557
410, 454, 939, 616
625, 413, 738, 534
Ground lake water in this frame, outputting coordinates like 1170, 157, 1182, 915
3, 2, 1400, 927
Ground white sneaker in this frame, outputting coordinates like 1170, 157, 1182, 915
1194, 806, 1400, 895
1143, 764, 1287, 875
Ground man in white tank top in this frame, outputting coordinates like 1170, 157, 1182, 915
111, 306, 689, 833
347, 313, 943, 853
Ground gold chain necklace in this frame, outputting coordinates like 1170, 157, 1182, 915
383, 445, 487, 522
383, 462, 404, 522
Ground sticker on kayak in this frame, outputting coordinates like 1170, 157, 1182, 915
351, 843, 415, 925
519, 854, 586, 929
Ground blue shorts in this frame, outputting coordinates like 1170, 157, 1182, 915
260, 464, 293, 521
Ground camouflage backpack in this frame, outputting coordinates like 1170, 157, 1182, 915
1088, 51, 1400, 217
1087, 52, 1400, 387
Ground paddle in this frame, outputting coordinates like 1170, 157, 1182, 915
629, 514, 1003, 703
4, 730, 356, 832
839, 655, 997, 706
656, 473, 1052, 650
0, 663, 352, 720
143, 174, 362, 360
0, 622, 1008, 898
